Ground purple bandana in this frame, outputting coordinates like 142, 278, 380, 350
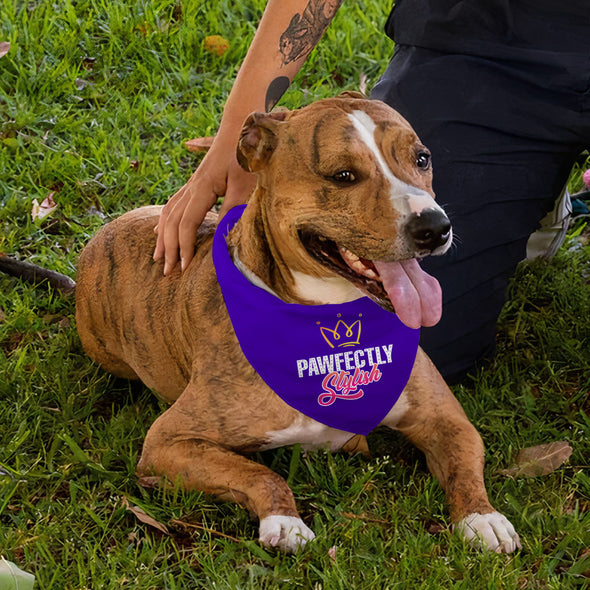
212, 206, 420, 435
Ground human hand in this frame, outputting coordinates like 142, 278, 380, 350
152, 0, 342, 275
153, 134, 257, 275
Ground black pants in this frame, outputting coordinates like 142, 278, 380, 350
372, 45, 590, 379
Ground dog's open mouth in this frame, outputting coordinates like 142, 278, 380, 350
299, 231, 392, 307
299, 231, 442, 329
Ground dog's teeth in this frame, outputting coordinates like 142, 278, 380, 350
340, 247, 378, 280
339, 246, 359, 262
361, 267, 378, 279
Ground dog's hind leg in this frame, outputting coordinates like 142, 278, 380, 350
383, 349, 521, 553
137, 406, 315, 553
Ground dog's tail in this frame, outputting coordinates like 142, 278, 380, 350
0, 254, 76, 294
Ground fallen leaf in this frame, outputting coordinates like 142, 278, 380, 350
0, 307, 5, 323
203, 35, 229, 56
0, 42, 9, 58
123, 497, 169, 535
58, 317, 71, 329
4, 332, 24, 353
500, 441, 573, 478
426, 521, 446, 535
185, 136, 215, 153
136, 475, 163, 489
31, 192, 58, 221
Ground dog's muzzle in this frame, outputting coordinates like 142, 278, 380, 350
404, 208, 452, 255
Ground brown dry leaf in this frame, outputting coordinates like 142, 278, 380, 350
123, 497, 169, 535
185, 136, 215, 153
31, 192, 58, 221
500, 441, 573, 478
58, 317, 71, 329
0, 42, 9, 58
426, 521, 446, 535
136, 475, 163, 489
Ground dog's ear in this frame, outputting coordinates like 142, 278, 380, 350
338, 90, 366, 100
237, 111, 289, 172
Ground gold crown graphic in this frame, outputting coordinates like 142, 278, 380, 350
320, 319, 362, 349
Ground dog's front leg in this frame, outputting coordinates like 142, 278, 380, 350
136, 404, 315, 553
383, 349, 521, 553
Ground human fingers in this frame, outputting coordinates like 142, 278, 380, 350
161, 182, 217, 275
153, 186, 184, 262
177, 187, 219, 271
218, 166, 257, 219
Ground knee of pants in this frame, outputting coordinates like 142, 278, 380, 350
419, 267, 514, 379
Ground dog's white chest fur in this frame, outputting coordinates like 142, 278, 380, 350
262, 389, 411, 451
261, 414, 356, 452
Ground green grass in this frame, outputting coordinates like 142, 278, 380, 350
1, 1, 589, 588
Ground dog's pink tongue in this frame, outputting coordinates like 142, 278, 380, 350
374, 259, 442, 329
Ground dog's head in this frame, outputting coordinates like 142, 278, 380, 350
236, 94, 452, 328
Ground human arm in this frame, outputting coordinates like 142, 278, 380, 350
154, 0, 344, 274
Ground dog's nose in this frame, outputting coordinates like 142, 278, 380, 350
405, 208, 452, 252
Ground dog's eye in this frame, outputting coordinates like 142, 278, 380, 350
416, 151, 431, 170
332, 170, 356, 183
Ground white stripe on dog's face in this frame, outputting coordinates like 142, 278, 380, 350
348, 110, 443, 217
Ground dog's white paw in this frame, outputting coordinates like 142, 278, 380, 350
455, 511, 521, 553
259, 515, 315, 553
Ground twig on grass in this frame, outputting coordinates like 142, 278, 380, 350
340, 512, 392, 526
0, 254, 76, 293
170, 519, 243, 544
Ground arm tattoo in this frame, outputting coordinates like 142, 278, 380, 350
265, 76, 290, 111
265, 1, 343, 111
279, 0, 343, 65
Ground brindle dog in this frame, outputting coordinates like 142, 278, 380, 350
74, 95, 520, 553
